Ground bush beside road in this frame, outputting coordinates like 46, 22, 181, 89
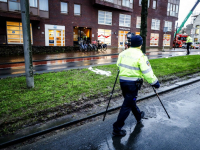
0, 55, 200, 136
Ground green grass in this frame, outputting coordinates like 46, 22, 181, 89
0, 55, 200, 134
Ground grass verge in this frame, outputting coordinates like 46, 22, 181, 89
0, 55, 200, 135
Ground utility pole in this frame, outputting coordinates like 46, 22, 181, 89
20, 0, 34, 88
140, 0, 148, 54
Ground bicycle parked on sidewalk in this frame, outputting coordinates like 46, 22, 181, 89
97, 40, 107, 51
79, 40, 88, 51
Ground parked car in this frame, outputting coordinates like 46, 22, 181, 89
181, 43, 186, 48
192, 42, 200, 49
182, 42, 200, 49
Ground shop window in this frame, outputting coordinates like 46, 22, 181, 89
61, 2, 68, 14
150, 33, 159, 46
164, 21, 172, 32
98, 10, 112, 25
194, 38, 198, 42
29, 0, 37, 7
119, 14, 131, 27
74, 4, 81, 16
139, 0, 150, 7
163, 34, 171, 46
135, 32, 140, 35
98, 29, 111, 45
136, 16, 141, 28
6, 21, 33, 44
195, 25, 200, 35
39, 0, 48, 11
151, 19, 160, 30
153, 0, 157, 9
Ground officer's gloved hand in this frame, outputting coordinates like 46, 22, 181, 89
152, 81, 160, 88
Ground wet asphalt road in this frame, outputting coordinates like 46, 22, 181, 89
16, 81, 200, 150
1, 48, 200, 78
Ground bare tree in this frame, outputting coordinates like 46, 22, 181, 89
140, 0, 148, 54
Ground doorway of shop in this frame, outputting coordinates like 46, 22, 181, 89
118, 31, 129, 48
73, 27, 91, 46
48, 29, 65, 46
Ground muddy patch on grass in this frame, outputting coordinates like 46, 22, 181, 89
0, 73, 200, 138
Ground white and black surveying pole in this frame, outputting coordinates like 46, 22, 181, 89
20, 0, 34, 88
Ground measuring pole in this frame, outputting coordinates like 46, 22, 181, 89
20, 0, 34, 88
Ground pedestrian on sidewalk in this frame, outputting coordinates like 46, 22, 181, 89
186, 35, 192, 55
113, 35, 160, 136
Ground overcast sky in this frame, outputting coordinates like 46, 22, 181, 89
178, 0, 200, 27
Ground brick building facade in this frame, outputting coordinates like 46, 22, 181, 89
0, 0, 180, 48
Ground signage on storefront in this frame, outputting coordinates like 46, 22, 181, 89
12, 31, 15, 34
53, 25, 57, 29
119, 28, 130, 31
49, 40, 54, 43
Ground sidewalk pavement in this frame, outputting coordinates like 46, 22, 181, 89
1, 48, 199, 64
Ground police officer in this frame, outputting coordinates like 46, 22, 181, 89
186, 35, 192, 55
113, 35, 160, 136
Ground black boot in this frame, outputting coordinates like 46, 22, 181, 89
112, 129, 126, 136
137, 111, 145, 124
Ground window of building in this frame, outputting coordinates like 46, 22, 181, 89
195, 25, 200, 35
136, 16, 141, 28
153, 0, 157, 9
0, 0, 7, 2
194, 38, 198, 42
29, 0, 37, 7
151, 19, 160, 30
61, 2, 68, 14
163, 34, 171, 46
176, 5, 179, 13
74, 4, 81, 16
164, 21, 172, 32
150, 33, 159, 46
98, 29, 111, 45
105, 0, 114, 3
119, 14, 131, 27
39, 0, 48, 11
6, 21, 33, 44
139, 0, 150, 7
167, 0, 179, 17
122, 0, 133, 8
98, 10, 112, 25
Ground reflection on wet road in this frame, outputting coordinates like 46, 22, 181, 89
0, 50, 200, 78
18, 81, 200, 150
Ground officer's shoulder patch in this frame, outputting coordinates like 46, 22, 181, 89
146, 61, 150, 66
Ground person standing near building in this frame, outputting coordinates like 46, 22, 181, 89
113, 35, 160, 136
186, 35, 193, 55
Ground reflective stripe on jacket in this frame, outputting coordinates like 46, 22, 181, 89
186, 36, 192, 43
117, 47, 158, 85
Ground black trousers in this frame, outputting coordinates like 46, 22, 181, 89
113, 81, 141, 131
187, 42, 192, 54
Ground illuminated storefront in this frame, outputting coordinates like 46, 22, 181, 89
163, 34, 171, 46
150, 33, 159, 46
73, 27, 91, 45
45, 24, 65, 46
98, 29, 111, 45
6, 21, 33, 44
118, 30, 129, 47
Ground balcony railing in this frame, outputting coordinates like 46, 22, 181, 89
0, 0, 49, 18
8, 1, 20, 12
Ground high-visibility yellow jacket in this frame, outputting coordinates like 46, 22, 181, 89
117, 47, 158, 85
186, 36, 192, 43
